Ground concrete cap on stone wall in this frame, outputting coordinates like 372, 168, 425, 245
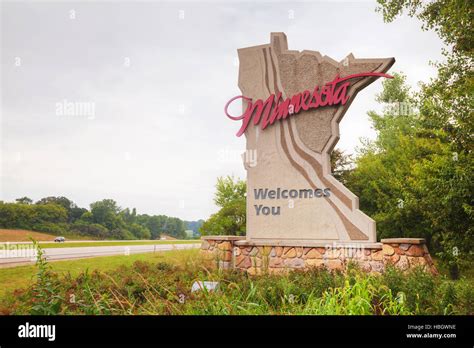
235, 239, 383, 249
381, 238, 426, 244
201, 236, 246, 241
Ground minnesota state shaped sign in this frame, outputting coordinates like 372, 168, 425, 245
226, 33, 395, 244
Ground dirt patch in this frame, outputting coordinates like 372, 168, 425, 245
0, 229, 56, 242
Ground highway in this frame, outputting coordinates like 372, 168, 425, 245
0, 243, 201, 268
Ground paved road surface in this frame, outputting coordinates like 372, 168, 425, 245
0, 243, 201, 268
4, 239, 193, 244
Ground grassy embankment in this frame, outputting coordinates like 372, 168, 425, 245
0, 229, 64, 242
0, 229, 104, 242
0, 249, 196, 298
0, 247, 473, 315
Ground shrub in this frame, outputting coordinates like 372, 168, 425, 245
32, 222, 67, 235
29, 241, 64, 315
454, 279, 474, 315
70, 221, 109, 239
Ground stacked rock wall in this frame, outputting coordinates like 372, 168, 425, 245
200, 236, 437, 275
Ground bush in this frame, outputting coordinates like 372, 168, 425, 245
32, 222, 68, 236
0, 202, 66, 230
454, 279, 474, 315
128, 223, 151, 240
109, 228, 136, 240
70, 221, 110, 239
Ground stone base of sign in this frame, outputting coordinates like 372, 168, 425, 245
200, 236, 437, 275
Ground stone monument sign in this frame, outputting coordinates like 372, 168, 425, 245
225, 33, 394, 245
201, 33, 436, 275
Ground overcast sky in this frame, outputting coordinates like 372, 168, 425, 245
1, 0, 445, 221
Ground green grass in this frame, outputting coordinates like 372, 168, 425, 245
1, 250, 472, 315
0, 249, 198, 299
1, 240, 199, 249
2, 255, 473, 315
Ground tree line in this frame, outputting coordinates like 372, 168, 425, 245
0, 196, 193, 240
